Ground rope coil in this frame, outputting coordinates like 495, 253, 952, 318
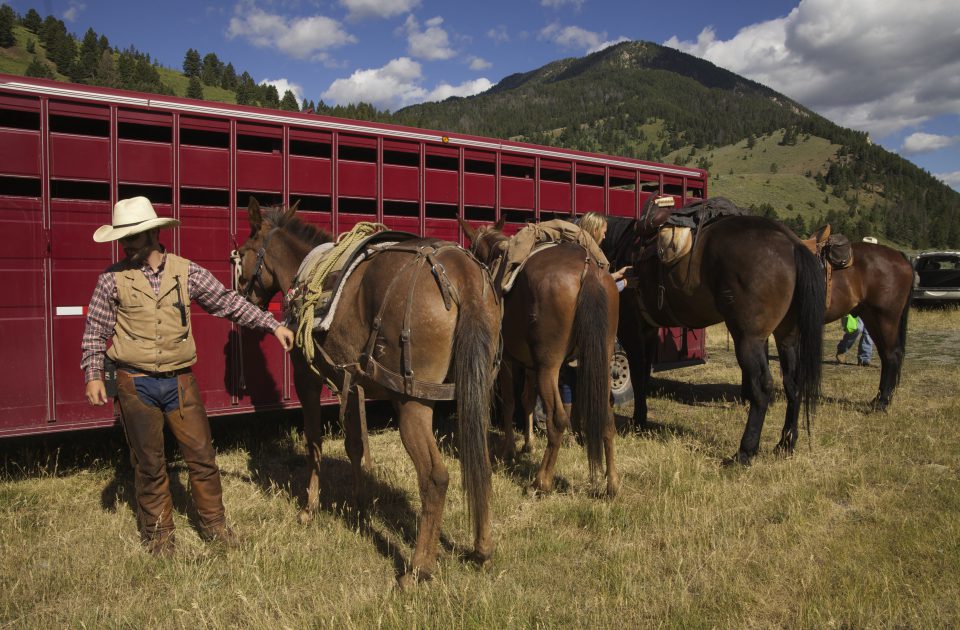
294, 221, 386, 372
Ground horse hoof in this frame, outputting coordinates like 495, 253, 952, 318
396, 568, 431, 590
723, 452, 753, 467
466, 548, 493, 569
606, 477, 621, 499
297, 510, 315, 525
520, 441, 534, 455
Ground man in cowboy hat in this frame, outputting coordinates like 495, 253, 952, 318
81, 196, 294, 557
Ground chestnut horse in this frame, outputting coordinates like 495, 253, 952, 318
235, 200, 501, 587
460, 218, 621, 497
605, 213, 826, 463
823, 242, 913, 410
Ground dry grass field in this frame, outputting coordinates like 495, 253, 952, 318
2, 308, 958, 628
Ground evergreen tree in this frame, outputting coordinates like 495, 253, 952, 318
235, 72, 256, 105
221, 62, 236, 90
280, 90, 299, 111
0, 3, 16, 48
97, 34, 109, 54
93, 49, 116, 87
200, 52, 221, 85
77, 27, 100, 81
25, 57, 54, 79
182, 48, 200, 77
26, 38, 34, 53
261, 83, 280, 109
186, 76, 204, 100
22, 8, 42, 33
117, 50, 136, 88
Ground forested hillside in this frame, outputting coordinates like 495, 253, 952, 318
1, 5, 957, 248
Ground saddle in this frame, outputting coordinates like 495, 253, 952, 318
801, 224, 854, 311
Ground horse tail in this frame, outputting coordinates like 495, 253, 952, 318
793, 244, 826, 433
571, 266, 610, 480
452, 273, 496, 536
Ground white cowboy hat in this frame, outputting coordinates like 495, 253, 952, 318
93, 196, 180, 242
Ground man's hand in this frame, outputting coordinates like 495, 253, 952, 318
274, 325, 295, 352
86, 379, 109, 406
612, 265, 632, 281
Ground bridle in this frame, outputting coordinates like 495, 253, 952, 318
231, 227, 280, 301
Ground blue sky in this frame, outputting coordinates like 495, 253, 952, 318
10, 0, 960, 191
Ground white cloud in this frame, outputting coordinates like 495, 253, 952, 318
901, 133, 959, 154
936, 171, 960, 188
487, 25, 510, 44
339, 0, 421, 21
260, 77, 304, 103
63, 1, 86, 22
227, 4, 356, 61
539, 23, 622, 53
587, 36, 629, 55
426, 78, 493, 102
663, 0, 960, 139
541, 0, 585, 9
402, 15, 456, 61
468, 56, 492, 71
322, 57, 490, 110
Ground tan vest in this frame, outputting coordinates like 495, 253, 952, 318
107, 253, 197, 373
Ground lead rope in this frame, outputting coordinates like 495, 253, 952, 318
229, 248, 248, 392
295, 222, 386, 375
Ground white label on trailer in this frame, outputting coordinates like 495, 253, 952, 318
56, 306, 85, 316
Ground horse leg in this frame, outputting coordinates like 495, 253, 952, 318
731, 334, 774, 464
619, 324, 655, 430
773, 332, 801, 455
293, 359, 324, 525
520, 368, 537, 454
601, 395, 620, 498
497, 361, 519, 461
395, 399, 449, 588
531, 367, 568, 494
860, 309, 902, 412
342, 387, 369, 515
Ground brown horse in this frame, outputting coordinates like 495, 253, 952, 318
459, 218, 621, 497
605, 213, 826, 464
235, 200, 501, 587
823, 241, 913, 410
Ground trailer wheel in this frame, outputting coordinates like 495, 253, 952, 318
610, 341, 634, 405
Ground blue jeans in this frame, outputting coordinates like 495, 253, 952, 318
837, 317, 874, 364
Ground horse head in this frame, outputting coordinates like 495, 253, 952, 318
458, 216, 507, 266
232, 197, 301, 308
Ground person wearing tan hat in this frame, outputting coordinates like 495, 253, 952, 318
81, 196, 294, 557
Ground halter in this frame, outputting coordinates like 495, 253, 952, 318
230, 228, 280, 300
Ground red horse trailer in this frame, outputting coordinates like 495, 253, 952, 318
0, 73, 707, 437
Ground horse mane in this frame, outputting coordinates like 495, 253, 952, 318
263, 207, 333, 248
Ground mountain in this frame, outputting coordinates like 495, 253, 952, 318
1, 9, 957, 249
392, 41, 960, 250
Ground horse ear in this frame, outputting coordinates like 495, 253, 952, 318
248, 197, 262, 234
284, 199, 300, 222
494, 217, 506, 231
458, 216, 477, 242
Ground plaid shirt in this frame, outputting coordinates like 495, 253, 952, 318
81, 251, 279, 382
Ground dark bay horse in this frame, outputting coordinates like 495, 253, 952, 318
460, 218, 621, 497
605, 213, 826, 463
822, 241, 913, 409
235, 200, 501, 587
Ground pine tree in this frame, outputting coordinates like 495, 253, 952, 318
77, 27, 100, 81
117, 50, 136, 88
221, 62, 236, 90
0, 3, 16, 48
22, 8, 42, 33
26, 38, 34, 53
200, 52, 221, 85
182, 48, 200, 77
261, 83, 280, 109
280, 90, 299, 111
93, 49, 116, 87
186, 76, 204, 100
235, 72, 256, 105
25, 57, 54, 79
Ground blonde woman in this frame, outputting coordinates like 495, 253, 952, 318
579, 212, 631, 287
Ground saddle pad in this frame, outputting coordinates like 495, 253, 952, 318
317, 241, 398, 331
501, 241, 559, 293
